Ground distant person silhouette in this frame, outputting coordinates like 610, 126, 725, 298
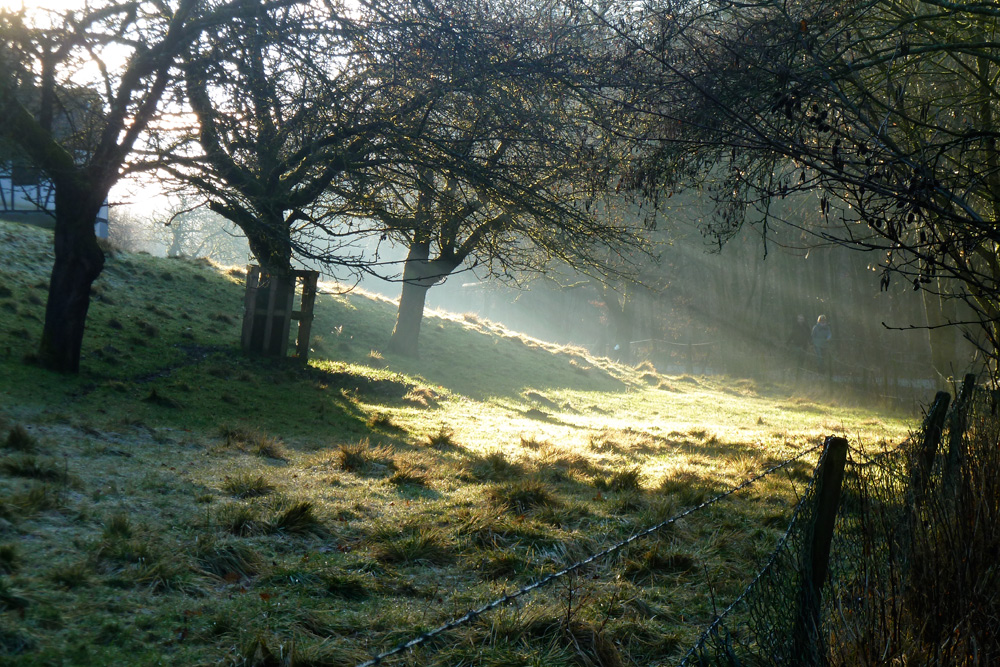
811, 314, 832, 377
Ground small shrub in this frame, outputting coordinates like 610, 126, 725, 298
222, 473, 275, 499
3, 426, 36, 452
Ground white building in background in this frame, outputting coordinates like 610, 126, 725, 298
0, 162, 109, 238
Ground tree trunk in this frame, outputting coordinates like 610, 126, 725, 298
37, 186, 104, 373
388, 242, 457, 357
243, 223, 292, 277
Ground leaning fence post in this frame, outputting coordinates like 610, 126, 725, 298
914, 391, 950, 500
945, 374, 976, 484
792, 436, 848, 665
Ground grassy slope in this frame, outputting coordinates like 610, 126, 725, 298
0, 218, 912, 666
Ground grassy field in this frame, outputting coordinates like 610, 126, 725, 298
0, 218, 914, 665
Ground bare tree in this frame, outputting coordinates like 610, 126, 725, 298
600, 0, 1000, 372
0, 0, 261, 373
336, 0, 649, 356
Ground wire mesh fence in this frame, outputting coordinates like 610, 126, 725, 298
350, 380, 998, 667
682, 377, 1000, 666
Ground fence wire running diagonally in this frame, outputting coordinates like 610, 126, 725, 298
354, 443, 826, 667
682, 377, 1000, 666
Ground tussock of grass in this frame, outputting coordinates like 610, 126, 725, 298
47, 562, 92, 589
369, 523, 453, 565
403, 385, 440, 407
464, 450, 523, 482
142, 387, 181, 409
102, 512, 133, 539
3, 425, 36, 452
0, 455, 70, 483
0, 578, 31, 614
623, 545, 698, 581
367, 349, 389, 368
270, 500, 324, 536
389, 463, 429, 487
596, 465, 644, 492
191, 535, 262, 579
365, 411, 397, 430
425, 424, 456, 448
1, 484, 63, 518
0, 544, 20, 574
222, 472, 275, 499
488, 479, 559, 514
336, 438, 395, 476
216, 502, 266, 537
219, 425, 288, 460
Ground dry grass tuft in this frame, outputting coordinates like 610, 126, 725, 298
3, 425, 36, 452
369, 523, 454, 565
403, 385, 440, 407
222, 472, 275, 499
425, 424, 456, 448
219, 425, 288, 460
336, 438, 395, 476
488, 479, 559, 514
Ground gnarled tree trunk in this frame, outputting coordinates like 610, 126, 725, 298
388, 241, 457, 357
37, 183, 105, 373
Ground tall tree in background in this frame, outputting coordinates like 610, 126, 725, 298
605, 0, 1000, 373
0, 0, 244, 373
338, 0, 647, 356
172, 1, 400, 279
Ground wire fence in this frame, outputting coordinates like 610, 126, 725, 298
681, 376, 999, 666
354, 442, 826, 667
354, 378, 999, 666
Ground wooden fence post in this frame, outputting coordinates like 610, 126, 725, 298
914, 391, 950, 500
792, 436, 848, 665
241, 266, 318, 360
945, 374, 976, 486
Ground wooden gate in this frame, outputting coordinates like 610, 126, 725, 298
241, 266, 319, 361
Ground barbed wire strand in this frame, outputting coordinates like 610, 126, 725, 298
677, 437, 833, 665
354, 441, 827, 667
